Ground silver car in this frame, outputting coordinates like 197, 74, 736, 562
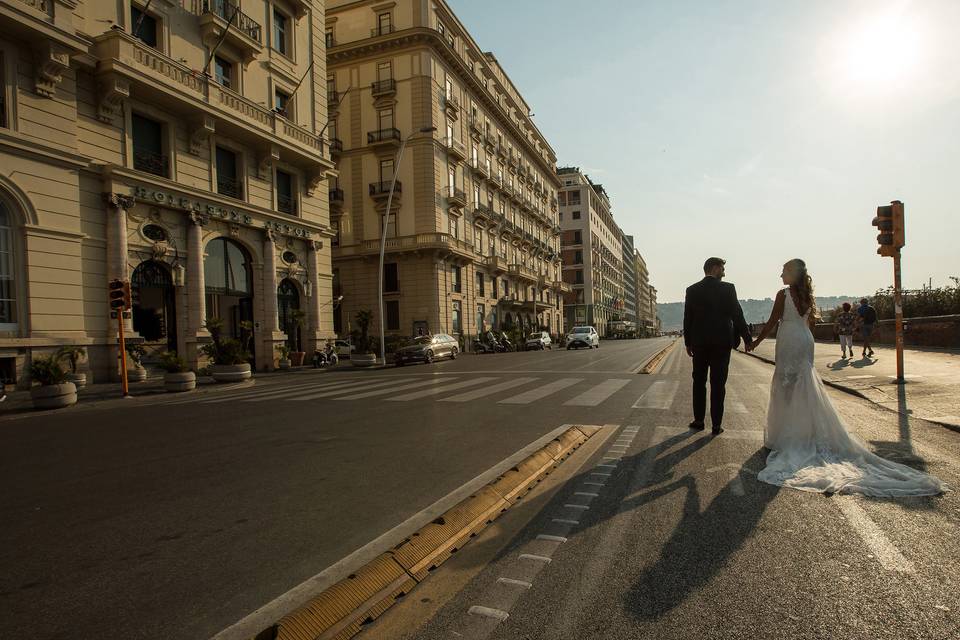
565, 326, 600, 349
394, 334, 459, 366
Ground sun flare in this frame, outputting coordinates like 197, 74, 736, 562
839, 11, 924, 88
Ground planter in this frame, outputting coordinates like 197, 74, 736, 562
352, 353, 378, 367
290, 351, 306, 366
66, 372, 87, 391
211, 363, 252, 382
278, 358, 291, 370
127, 366, 148, 382
31, 382, 77, 410
164, 371, 196, 393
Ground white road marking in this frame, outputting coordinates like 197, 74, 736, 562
574, 492, 599, 497
537, 534, 568, 543
552, 518, 579, 525
336, 377, 456, 400
834, 498, 915, 573
498, 378, 583, 404
563, 378, 631, 406
564, 504, 590, 510
632, 380, 679, 409
518, 554, 552, 563
387, 377, 497, 401
496, 578, 532, 589
846, 375, 875, 380
185, 379, 372, 405
292, 378, 410, 399
590, 472, 612, 477
438, 377, 539, 403
583, 482, 605, 487
468, 606, 510, 621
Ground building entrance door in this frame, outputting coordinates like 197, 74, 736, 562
131, 260, 177, 358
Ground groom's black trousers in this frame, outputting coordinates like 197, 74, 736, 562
691, 345, 732, 427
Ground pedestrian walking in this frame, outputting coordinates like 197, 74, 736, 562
857, 297, 877, 358
835, 302, 857, 359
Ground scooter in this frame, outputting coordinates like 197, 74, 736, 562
312, 344, 339, 368
472, 338, 495, 354
498, 333, 515, 352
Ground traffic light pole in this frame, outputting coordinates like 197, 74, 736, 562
893, 250, 905, 384
117, 310, 129, 397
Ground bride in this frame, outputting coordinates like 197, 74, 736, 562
751, 259, 946, 496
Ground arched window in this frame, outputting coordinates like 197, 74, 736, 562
0, 203, 17, 330
204, 237, 251, 296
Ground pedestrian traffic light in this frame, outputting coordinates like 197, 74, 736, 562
891, 200, 905, 249
872, 205, 897, 257
108, 280, 131, 310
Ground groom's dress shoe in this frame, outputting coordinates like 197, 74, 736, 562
689, 421, 705, 431
711, 426, 724, 435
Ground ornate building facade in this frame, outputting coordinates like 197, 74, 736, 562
326, 0, 566, 346
0, 0, 337, 384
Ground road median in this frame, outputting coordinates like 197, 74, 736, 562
243, 425, 601, 640
636, 339, 679, 374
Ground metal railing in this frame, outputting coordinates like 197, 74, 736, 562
367, 127, 401, 144
329, 138, 343, 154
200, 0, 262, 42
371, 25, 394, 37
277, 193, 296, 215
369, 180, 402, 196
448, 186, 466, 202
371, 78, 397, 95
329, 187, 345, 203
133, 148, 168, 177
217, 176, 243, 199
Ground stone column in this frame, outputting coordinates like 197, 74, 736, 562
261, 230, 283, 368
306, 240, 324, 353
186, 213, 208, 335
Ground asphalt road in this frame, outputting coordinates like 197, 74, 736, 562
369, 346, 960, 640
0, 337, 673, 640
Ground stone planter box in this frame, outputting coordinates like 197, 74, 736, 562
290, 351, 306, 366
351, 353, 377, 367
278, 358, 291, 370
128, 366, 148, 382
164, 371, 196, 393
31, 382, 78, 410
211, 363, 252, 382
66, 372, 87, 391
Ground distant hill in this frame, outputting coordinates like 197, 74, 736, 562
658, 296, 865, 331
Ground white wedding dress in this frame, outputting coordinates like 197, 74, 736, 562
758, 288, 947, 496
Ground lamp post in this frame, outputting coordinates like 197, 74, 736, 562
378, 126, 437, 364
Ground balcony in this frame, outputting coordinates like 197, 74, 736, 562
217, 176, 243, 200
484, 255, 508, 274
496, 143, 508, 158
371, 78, 397, 98
329, 187, 345, 208
329, 138, 343, 158
508, 263, 538, 283
132, 148, 168, 178
369, 180, 401, 199
443, 94, 461, 120
484, 129, 497, 148
277, 193, 297, 215
470, 157, 489, 180
445, 137, 467, 162
447, 186, 467, 208
195, 0, 263, 63
468, 114, 483, 140
489, 173, 502, 189
552, 224, 562, 235
333, 232, 475, 262
553, 280, 573, 294
327, 90, 340, 108
92, 31, 332, 175
367, 127, 401, 149
473, 202, 495, 223
371, 24, 394, 38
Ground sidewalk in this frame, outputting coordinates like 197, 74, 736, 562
748, 339, 960, 432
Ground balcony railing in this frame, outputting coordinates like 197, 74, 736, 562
327, 90, 340, 106
371, 78, 397, 96
277, 193, 296, 215
329, 187, 345, 205
447, 186, 467, 206
217, 176, 243, 199
369, 180, 401, 197
333, 232, 475, 259
371, 25, 394, 37
329, 138, 343, 155
367, 127, 401, 145
132, 148, 168, 177
199, 0, 262, 42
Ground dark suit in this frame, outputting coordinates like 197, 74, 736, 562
683, 276, 751, 427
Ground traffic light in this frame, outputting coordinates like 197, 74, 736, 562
108, 280, 131, 310
891, 200, 905, 248
872, 205, 897, 257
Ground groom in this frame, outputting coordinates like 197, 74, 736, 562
683, 257, 753, 435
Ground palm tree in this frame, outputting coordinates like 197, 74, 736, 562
355, 309, 374, 354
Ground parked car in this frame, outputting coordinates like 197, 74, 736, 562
566, 326, 600, 349
394, 334, 459, 366
525, 331, 552, 350
334, 340, 354, 357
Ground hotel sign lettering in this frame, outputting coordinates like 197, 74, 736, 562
133, 186, 313, 239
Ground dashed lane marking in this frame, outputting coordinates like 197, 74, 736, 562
632, 380, 680, 409
468, 606, 510, 621
835, 498, 915, 573
496, 578, 532, 589
563, 378, 631, 406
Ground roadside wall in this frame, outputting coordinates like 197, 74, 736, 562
813, 315, 960, 348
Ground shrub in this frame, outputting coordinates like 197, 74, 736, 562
354, 309, 374, 354
201, 318, 252, 365
158, 351, 189, 374
30, 355, 67, 386
126, 343, 147, 367
55, 345, 86, 374
277, 344, 291, 360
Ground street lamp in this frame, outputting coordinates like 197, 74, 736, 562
378, 125, 437, 364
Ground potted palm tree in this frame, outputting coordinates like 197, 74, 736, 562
29, 355, 77, 410
351, 309, 377, 367
202, 318, 253, 382
288, 309, 307, 366
277, 343, 292, 370
125, 343, 148, 382
159, 351, 196, 392
56, 345, 88, 390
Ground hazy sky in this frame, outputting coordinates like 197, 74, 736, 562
449, 0, 960, 302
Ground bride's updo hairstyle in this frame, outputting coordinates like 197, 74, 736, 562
787, 258, 816, 316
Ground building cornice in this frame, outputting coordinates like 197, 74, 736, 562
328, 27, 560, 185
0, 131, 91, 169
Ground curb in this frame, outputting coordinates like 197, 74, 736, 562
250, 425, 601, 640
743, 351, 960, 435
637, 339, 679, 374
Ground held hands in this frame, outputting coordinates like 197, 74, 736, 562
686, 346, 694, 358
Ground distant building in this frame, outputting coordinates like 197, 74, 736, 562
558, 167, 624, 337
621, 233, 638, 332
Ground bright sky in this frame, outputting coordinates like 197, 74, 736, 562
449, 0, 960, 302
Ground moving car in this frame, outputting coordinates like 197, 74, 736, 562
525, 331, 552, 350
394, 334, 459, 366
566, 326, 600, 349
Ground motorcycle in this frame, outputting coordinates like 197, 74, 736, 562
498, 332, 515, 352
472, 338, 495, 354
312, 343, 339, 368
